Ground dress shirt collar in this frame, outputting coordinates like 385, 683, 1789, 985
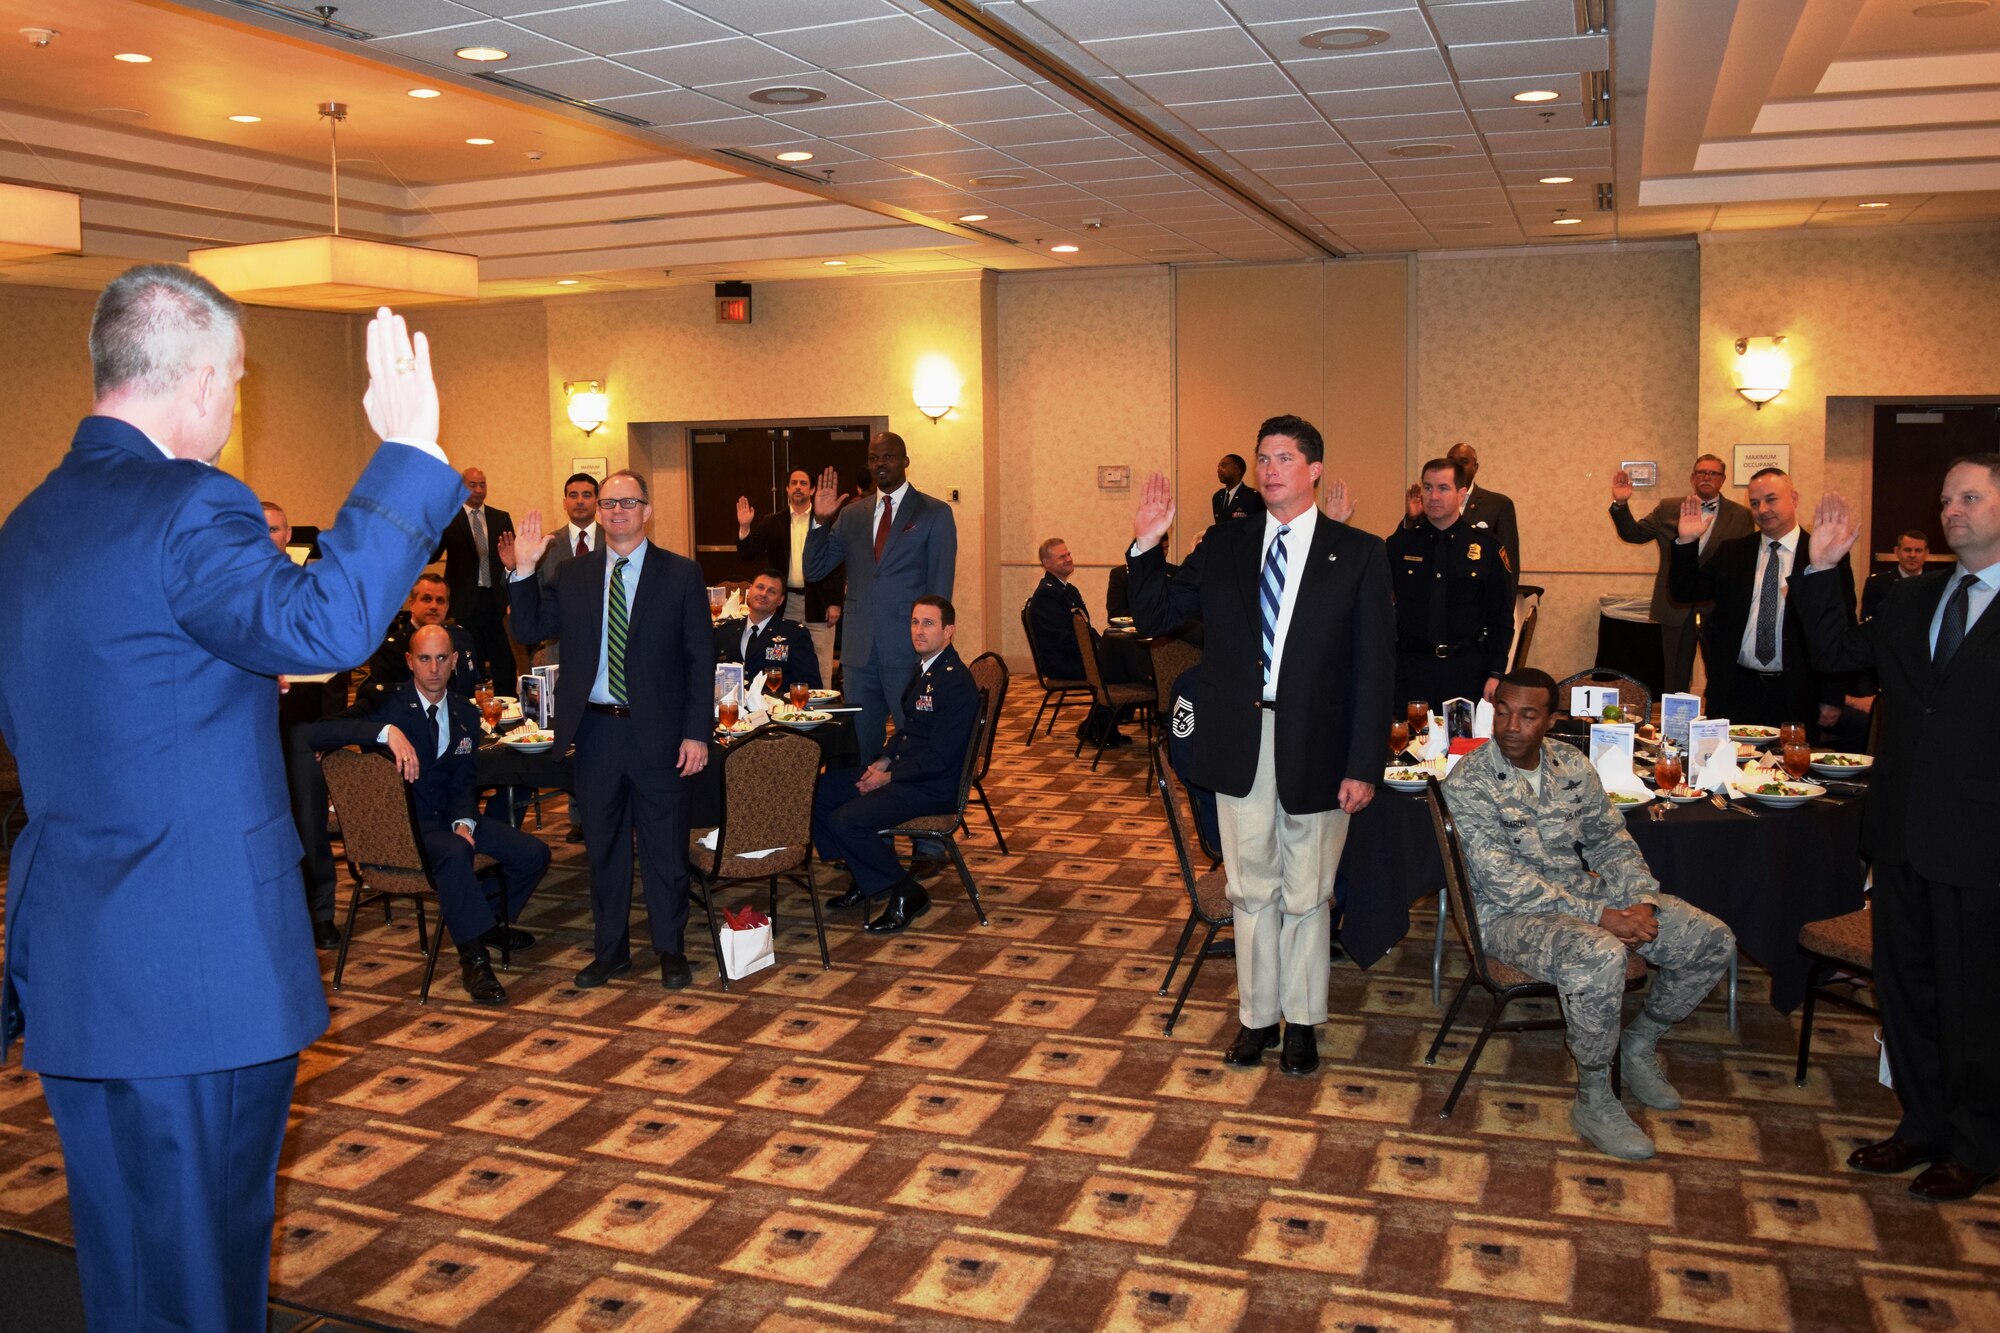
877, 481, 911, 517
919, 649, 945, 675
1261, 501, 1319, 546
605, 539, 648, 577
1950, 558, 2000, 592
566, 521, 597, 545
1765, 525, 1800, 554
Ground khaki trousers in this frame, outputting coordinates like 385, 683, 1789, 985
1216, 711, 1351, 1026
785, 590, 838, 689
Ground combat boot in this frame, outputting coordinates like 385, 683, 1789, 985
1619, 1010, 1682, 1110
1571, 1064, 1655, 1160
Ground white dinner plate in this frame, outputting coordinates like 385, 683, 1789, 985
1809, 752, 1872, 777
1738, 780, 1825, 808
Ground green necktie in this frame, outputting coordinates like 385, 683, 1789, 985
607, 557, 630, 703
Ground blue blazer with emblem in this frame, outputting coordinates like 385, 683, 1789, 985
881, 645, 980, 805
712, 616, 822, 690
306, 681, 483, 830
0, 416, 464, 1079
803, 487, 956, 671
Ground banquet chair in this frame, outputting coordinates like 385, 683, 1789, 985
1555, 667, 1652, 723
1154, 742, 1234, 1035
1145, 629, 1202, 717
1510, 585, 1544, 670
964, 652, 1010, 852
880, 689, 993, 927
1020, 601, 1091, 742
1793, 907, 1878, 1085
321, 748, 512, 1005
1422, 777, 1643, 1117
1071, 608, 1157, 773
686, 728, 826, 990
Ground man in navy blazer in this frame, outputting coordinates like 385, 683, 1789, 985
815, 596, 981, 933
714, 570, 823, 691
0, 270, 462, 1331
805, 431, 957, 761
505, 469, 713, 991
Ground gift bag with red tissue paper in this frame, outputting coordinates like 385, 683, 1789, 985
720, 905, 775, 978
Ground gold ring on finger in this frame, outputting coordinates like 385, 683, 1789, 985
393, 356, 416, 374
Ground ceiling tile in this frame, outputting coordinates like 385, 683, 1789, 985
595, 87, 749, 124
1002, 138, 1147, 167
772, 99, 931, 136
1169, 94, 1323, 129
618, 37, 815, 87
1309, 83, 1466, 118
1124, 63, 1300, 105
838, 125, 985, 157
1080, 27, 1268, 76
766, 15, 967, 68
1056, 158, 1180, 183
903, 86, 1069, 125
509, 1, 734, 53
1286, 48, 1453, 93
1334, 110, 1479, 142
1255, 161, 1370, 184
498, 58, 667, 102
1457, 74, 1579, 111
1447, 35, 1609, 82
1199, 120, 1344, 150
1224, 145, 1368, 168
963, 114, 1109, 147
882, 147, 1037, 177
1019, 0, 1238, 43
682, 0, 905, 35
1427, 0, 1581, 45
1283, 178, 1401, 199
1248, 8, 1437, 59
1469, 104, 1592, 134
1354, 135, 1483, 162
1384, 167, 1504, 189
836, 53, 1015, 100
368, 18, 583, 67
1482, 127, 1610, 155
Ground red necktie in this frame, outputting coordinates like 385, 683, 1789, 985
873, 497, 893, 561
576, 531, 588, 560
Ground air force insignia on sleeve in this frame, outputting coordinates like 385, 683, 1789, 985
1171, 695, 1195, 739
455, 738, 473, 755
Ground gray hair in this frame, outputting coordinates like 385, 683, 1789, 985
89, 264, 242, 398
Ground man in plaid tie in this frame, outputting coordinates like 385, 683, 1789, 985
1124, 415, 1395, 1078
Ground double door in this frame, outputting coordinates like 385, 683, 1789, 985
689, 423, 871, 585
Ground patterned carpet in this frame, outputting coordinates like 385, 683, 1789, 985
2, 692, 1997, 1331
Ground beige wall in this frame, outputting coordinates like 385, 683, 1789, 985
0, 286, 97, 520
403, 302, 555, 533
239, 307, 373, 529
995, 269, 1174, 660
1416, 244, 1702, 675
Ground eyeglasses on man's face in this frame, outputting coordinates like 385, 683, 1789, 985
1692, 468, 1726, 478
599, 496, 646, 511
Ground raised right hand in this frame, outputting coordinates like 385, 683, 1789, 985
1675, 493, 1712, 544
511, 510, 551, 572
735, 495, 755, 534
813, 466, 843, 521
383, 726, 421, 782
1133, 471, 1175, 551
1611, 469, 1634, 503
1404, 483, 1422, 520
1808, 492, 1859, 569
360, 307, 439, 445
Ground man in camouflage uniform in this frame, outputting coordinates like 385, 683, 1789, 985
1442, 667, 1736, 1159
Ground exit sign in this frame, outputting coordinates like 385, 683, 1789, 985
715, 281, 751, 324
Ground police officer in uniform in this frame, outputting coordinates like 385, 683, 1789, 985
1385, 456, 1515, 713
714, 569, 823, 690
814, 595, 980, 934
357, 572, 481, 706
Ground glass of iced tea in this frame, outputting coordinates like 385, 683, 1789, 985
1653, 746, 1683, 794
1778, 722, 1806, 748
790, 682, 811, 710
1782, 739, 1812, 780
718, 694, 739, 730
764, 664, 783, 696
480, 696, 504, 729
1406, 700, 1428, 734
1389, 719, 1410, 758
707, 587, 725, 622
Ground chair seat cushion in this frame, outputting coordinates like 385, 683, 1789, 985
1041, 677, 1089, 691
884, 814, 958, 836
1194, 868, 1231, 920
1486, 950, 1646, 990
353, 865, 434, 898
1799, 909, 1873, 970
687, 828, 807, 879
1103, 683, 1153, 707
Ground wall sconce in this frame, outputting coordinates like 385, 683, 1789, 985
1732, 336, 1790, 410
565, 379, 609, 435
912, 354, 960, 424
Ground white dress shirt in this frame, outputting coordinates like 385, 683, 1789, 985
740, 613, 774, 658
564, 521, 597, 558
873, 481, 912, 543
1737, 525, 1800, 671
588, 541, 648, 705
1928, 558, 2000, 655
1259, 505, 1319, 700
787, 507, 811, 587
1698, 497, 1720, 553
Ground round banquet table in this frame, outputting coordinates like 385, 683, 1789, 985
1338, 782, 1867, 1013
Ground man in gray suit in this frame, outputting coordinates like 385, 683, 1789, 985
528, 472, 602, 665
806, 431, 957, 762
1609, 454, 1754, 693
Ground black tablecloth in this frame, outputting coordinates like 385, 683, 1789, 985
1341, 787, 1867, 1012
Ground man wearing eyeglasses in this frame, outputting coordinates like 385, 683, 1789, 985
1609, 455, 1755, 693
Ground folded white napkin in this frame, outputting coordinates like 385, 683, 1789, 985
1593, 746, 1650, 798
1416, 713, 1447, 760
748, 671, 767, 700
695, 828, 784, 859
1691, 739, 1741, 793
1472, 698, 1495, 739
722, 588, 744, 618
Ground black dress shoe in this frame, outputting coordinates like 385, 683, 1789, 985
481, 925, 536, 953
659, 954, 694, 990
1909, 1158, 1997, 1202
312, 920, 342, 950
565, 824, 586, 844
864, 883, 930, 934
1847, 1136, 1942, 1175
825, 883, 870, 911
1222, 1023, 1280, 1067
460, 950, 507, 1005
1279, 1023, 1319, 1077
573, 956, 632, 988
1104, 730, 1133, 748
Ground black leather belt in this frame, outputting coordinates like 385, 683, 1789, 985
1255, 699, 1279, 711
585, 702, 632, 717
1399, 631, 1487, 659
1741, 667, 1785, 680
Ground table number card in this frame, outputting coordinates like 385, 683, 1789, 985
1589, 722, 1637, 769
1688, 718, 1732, 784
1571, 684, 1621, 718
1661, 692, 1700, 749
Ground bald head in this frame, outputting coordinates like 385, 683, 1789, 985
407, 623, 458, 701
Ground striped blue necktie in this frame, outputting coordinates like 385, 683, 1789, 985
1260, 525, 1290, 690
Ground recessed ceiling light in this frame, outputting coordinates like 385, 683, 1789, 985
1051, 243, 1079, 253
957, 213, 989, 223
1857, 200, 1891, 208
1387, 142, 1455, 158
1553, 217, 1583, 225
1538, 175, 1575, 184
407, 88, 442, 99
1298, 27, 1391, 51
454, 46, 509, 62
822, 260, 848, 266
465, 137, 494, 146
1913, 1, 1990, 17
775, 150, 815, 163
228, 114, 261, 123
113, 52, 151, 63
555, 279, 580, 286
968, 174, 1026, 186
749, 86, 826, 106
1512, 89, 1561, 103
